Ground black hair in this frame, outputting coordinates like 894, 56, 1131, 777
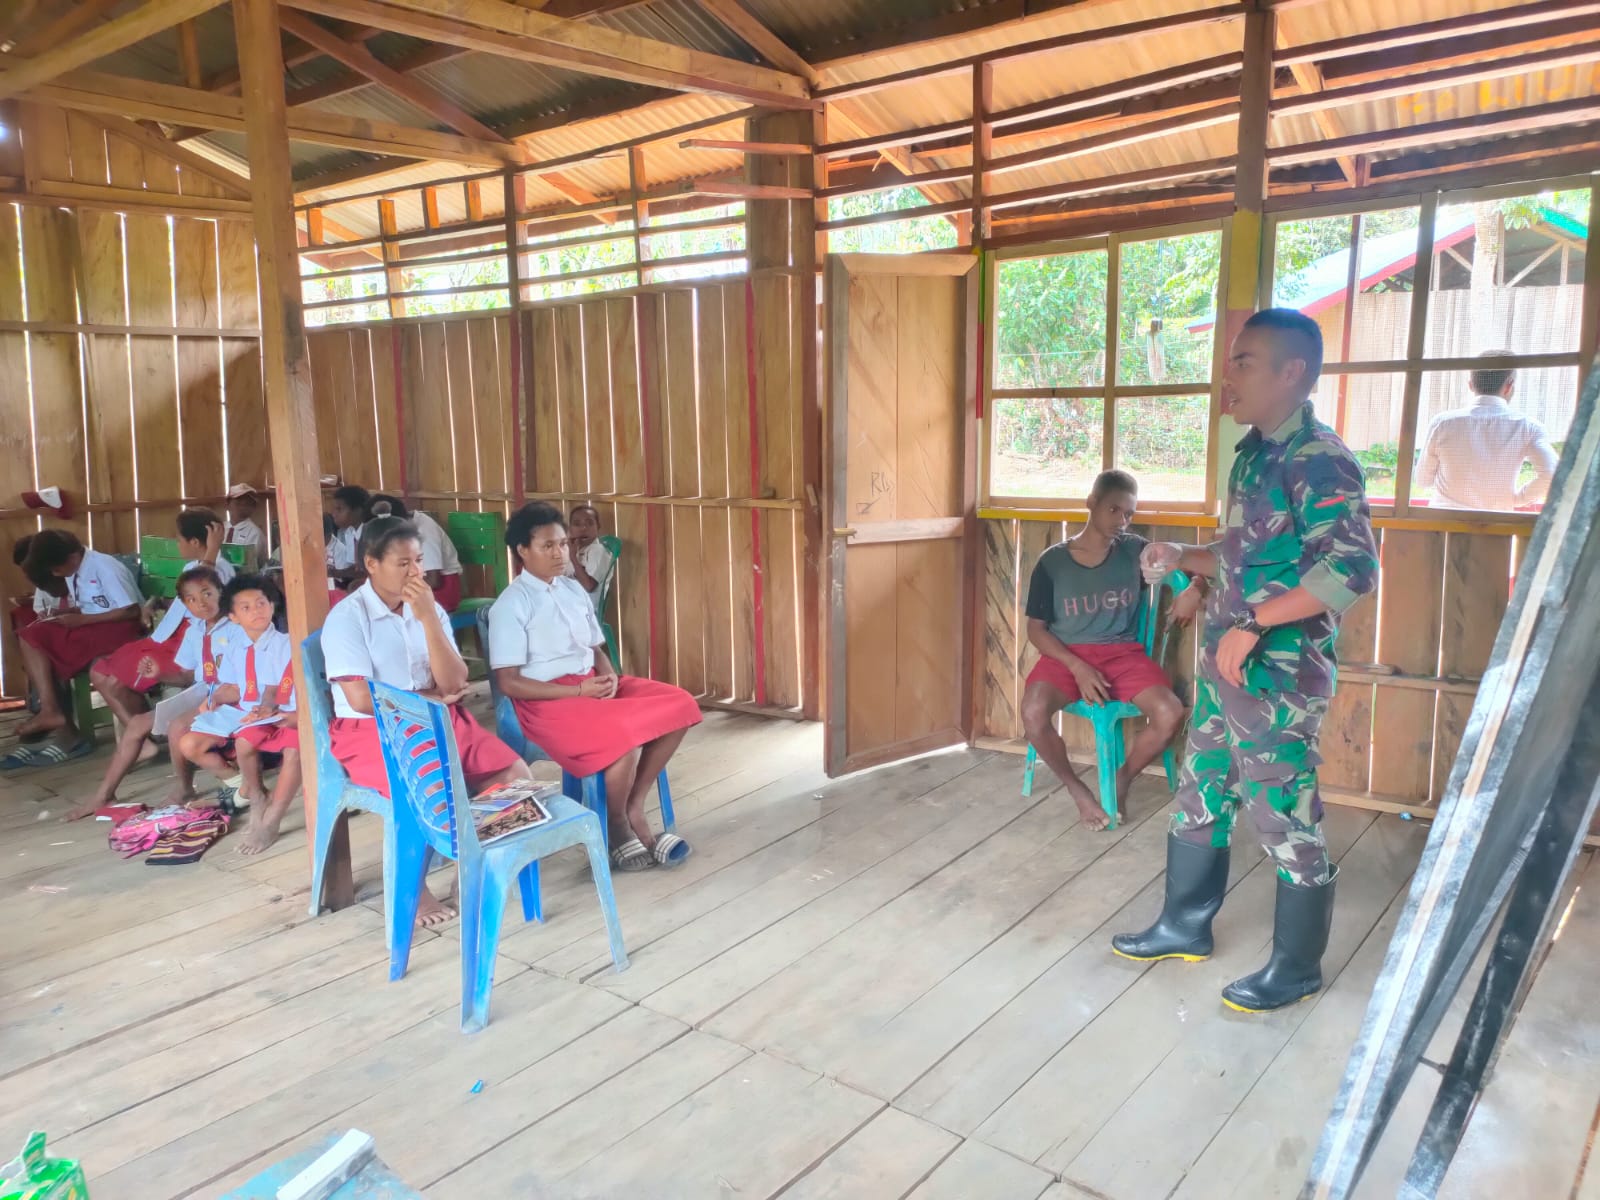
1469, 351, 1516, 398
569, 503, 600, 522
220, 571, 281, 619
366, 492, 411, 521
177, 564, 224, 598
1090, 469, 1139, 502
506, 502, 565, 550
322, 513, 337, 541
11, 535, 33, 568
176, 507, 222, 544
24, 529, 83, 575
331, 484, 372, 512
1243, 308, 1324, 388
358, 515, 421, 565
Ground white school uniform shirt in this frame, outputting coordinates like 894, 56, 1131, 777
326, 524, 362, 571
189, 624, 296, 737
225, 517, 264, 550
488, 572, 601, 682
411, 511, 462, 576
151, 557, 237, 643
561, 540, 616, 615
174, 617, 234, 678
67, 549, 140, 614
321, 581, 453, 720
32, 588, 64, 616
1414, 395, 1559, 511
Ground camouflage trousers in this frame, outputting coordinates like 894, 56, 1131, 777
1171, 667, 1330, 886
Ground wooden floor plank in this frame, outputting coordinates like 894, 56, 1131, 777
905, 1139, 1055, 1200
775, 1108, 960, 1200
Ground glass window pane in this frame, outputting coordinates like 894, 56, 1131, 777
1114, 394, 1209, 502
1424, 187, 1589, 358
995, 250, 1109, 388
1411, 364, 1577, 513
1270, 208, 1419, 366
1116, 229, 1222, 386
1311, 370, 1404, 505
990, 397, 1104, 499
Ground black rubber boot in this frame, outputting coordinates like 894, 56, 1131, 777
1111, 834, 1230, 962
1221, 865, 1338, 1013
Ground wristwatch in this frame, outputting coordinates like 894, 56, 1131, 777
1230, 607, 1267, 637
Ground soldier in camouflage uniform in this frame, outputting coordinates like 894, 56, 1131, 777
1111, 309, 1378, 1014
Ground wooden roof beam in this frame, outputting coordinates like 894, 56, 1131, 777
1275, 15, 1357, 186
280, 0, 813, 108
6, 0, 123, 60
1278, 0, 1600, 68
0, 0, 227, 100
30, 70, 534, 167
693, 0, 823, 87
983, 101, 1241, 177
1294, 36, 1600, 107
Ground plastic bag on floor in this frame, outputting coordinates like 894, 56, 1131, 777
0, 1133, 88, 1200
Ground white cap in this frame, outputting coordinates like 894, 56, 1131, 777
226, 482, 259, 499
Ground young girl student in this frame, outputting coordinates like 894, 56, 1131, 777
67, 566, 230, 822
366, 494, 464, 612
173, 574, 302, 856
321, 516, 531, 926
564, 503, 615, 616
325, 485, 371, 589
489, 502, 700, 873
3, 530, 144, 765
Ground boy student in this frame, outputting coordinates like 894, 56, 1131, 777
1, 531, 143, 766
171, 574, 302, 855
326, 485, 371, 588
225, 483, 266, 551
66, 566, 230, 821
1116, 308, 1378, 1015
1022, 471, 1195, 833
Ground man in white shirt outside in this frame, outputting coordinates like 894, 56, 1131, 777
1414, 353, 1558, 511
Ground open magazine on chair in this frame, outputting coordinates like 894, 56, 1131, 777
469, 779, 560, 841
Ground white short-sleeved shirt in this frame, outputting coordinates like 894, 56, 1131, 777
326, 524, 362, 571
32, 588, 64, 616
321, 581, 453, 720
174, 617, 233, 677
67, 549, 140, 614
488, 572, 601, 682
226, 517, 264, 549
411, 511, 462, 576
190, 624, 297, 738
151, 557, 238, 643
561, 540, 616, 615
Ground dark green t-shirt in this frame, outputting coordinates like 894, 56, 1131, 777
1025, 535, 1147, 646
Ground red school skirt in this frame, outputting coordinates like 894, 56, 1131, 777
328, 705, 520, 796
19, 617, 144, 679
512, 673, 702, 776
432, 571, 463, 613
237, 721, 301, 754
98, 633, 183, 693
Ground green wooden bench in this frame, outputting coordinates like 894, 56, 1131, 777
137, 535, 253, 600
443, 510, 509, 678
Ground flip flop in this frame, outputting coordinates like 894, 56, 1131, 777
0, 739, 92, 771
651, 832, 692, 868
610, 838, 654, 873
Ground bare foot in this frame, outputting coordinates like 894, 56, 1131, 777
15, 713, 66, 739
236, 804, 286, 856
166, 786, 199, 808
416, 887, 458, 929
1066, 781, 1111, 832
63, 798, 104, 822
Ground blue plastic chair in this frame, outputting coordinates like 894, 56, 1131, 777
368, 680, 628, 1032
1021, 570, 1192, 828
475, 607, 675, 846
301, 633, 394, 919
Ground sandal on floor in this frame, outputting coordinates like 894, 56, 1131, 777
610, 838, 654, 873
651, 833, 692, 868
0, 739, 92, 771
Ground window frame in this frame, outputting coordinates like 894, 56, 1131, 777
1263, 172, 1600, 524
981, 217, 1230, 515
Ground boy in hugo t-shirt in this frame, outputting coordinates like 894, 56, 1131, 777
1021, 470, 1201, 831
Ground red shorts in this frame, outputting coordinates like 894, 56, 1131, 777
512, 673, 702, 776
97, 634, 182, 694
237, 721, 300, 754
329, 705, 520, 796
432, 572, 463, 612
1025, 642, 1171, 704
19, 617, 144, 679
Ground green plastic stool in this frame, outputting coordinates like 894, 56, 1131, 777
1021, 569, 1191, 828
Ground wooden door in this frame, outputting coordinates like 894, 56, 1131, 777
824, 253, 978, 776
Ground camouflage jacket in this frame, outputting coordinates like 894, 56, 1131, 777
1204, 402, 1378, 698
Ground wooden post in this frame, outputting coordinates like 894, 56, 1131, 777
971, 62, 994, 247
628, 147, 647, 286
1334, 212, 1363, 435
792, 108, 824, 721
233, 0, 340, 905
379, 198, 405, 319
503, 169, 526, 498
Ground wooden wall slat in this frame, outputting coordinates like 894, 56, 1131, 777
0, 209, 33, 696
722, 282, 756, 703
75, 207, 135, 547
581, 300, 615, 498
65, 113, 107, 184
697, 285, 734, 701
1430, 532, 1513, 803
122, 150, 179, 540
367, 327, 400, 492
307, 331, 347, 484
664, 289, 705, 695
21, 208, 89, 542
222, 340, 267, 497
173, 215, 224, 503
414, 323, 454, 495
981, 519, 1020, 739
528, 309, 560, 493
554, 305, 587, 497
755, 276, 801, 708
468, 319, 508, 501
443, 321, 477, 502
604, 298, 648, 675
638, 293, 674, 682
344, 329, 382, 491
1371, 529, 1445, 802
1320, 529, 1380, 793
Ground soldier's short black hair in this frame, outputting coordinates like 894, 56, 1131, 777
1244, 308, 1324, 387
1090, 470, 1139, 501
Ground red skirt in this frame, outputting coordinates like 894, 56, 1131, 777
513, 673, 702, 775
432, 571, 463, 612
238, 721, 300, 754
10, 602, 39, 635
19, 617, 144, 679
98, 634, 182, 694
329, 705, 519, 796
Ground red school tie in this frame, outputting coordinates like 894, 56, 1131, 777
243, 645, 259, 704
202, 629, 218, 685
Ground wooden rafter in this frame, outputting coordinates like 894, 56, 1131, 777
279, 0, 812, 108
30, 70, 533, 166
7, 0, 121, 59
1277, 0, 1600, 69
693, 0, 822, 86
177, 19, 203, 88
0, 0, 228, 100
